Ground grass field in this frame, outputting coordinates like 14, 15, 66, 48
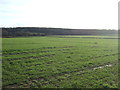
2, 35, 118, 88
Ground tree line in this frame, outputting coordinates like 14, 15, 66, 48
2, 27, 117, 37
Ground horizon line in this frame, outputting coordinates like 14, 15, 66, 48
0, 26, 118, 30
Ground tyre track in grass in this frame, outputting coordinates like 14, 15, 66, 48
3, 46, 75, 56
4, 59, 118, 88
36, 61, 118, 87
3, 48, 118, 61
3, 54, 56, 61
89, 53, 118, 60
3, 49, 78, 61
6, 62, 118, 88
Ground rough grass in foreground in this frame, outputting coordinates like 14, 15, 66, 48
2, 35, 118, 88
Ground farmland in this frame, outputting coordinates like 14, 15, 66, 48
2, 35, 118, 88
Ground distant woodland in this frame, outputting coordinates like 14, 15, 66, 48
2, 27, 118, 37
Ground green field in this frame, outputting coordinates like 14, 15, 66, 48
2, 35, 118, 88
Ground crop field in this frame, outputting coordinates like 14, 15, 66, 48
2, 35, 119, 88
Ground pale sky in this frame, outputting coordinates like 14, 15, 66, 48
0, 0, 119, 29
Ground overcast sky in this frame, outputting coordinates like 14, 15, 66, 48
0, 0, 119, 29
